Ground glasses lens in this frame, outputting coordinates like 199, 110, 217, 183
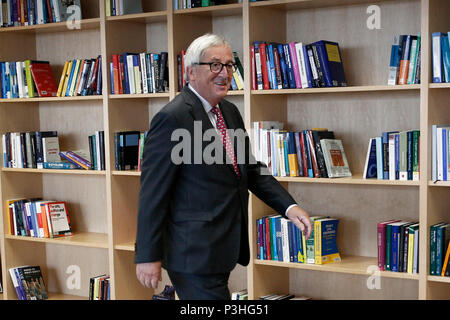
226, 64, 235, 72
211, 62, 222, 73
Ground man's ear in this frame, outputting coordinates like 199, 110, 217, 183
187, 65, 196, 83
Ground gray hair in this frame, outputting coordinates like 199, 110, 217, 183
184, 33, 231, 82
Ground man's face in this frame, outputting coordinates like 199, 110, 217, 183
188, 44, 234, 106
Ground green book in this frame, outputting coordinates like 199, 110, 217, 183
306, 216, 328, 264
430, 222, 446, 275
202, 0, 210, 6
412, 130, 420, 181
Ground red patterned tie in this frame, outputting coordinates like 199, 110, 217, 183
211, 106, 240, 178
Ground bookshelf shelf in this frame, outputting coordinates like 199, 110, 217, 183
111, 170, 141, 176
1, 168, 106, 175
275, 174, 420, 186
428, 180, 450, 187
249, 0, 396, 10
114, 242, 135, 252
174, 3, 243, 16
429, 83, 450, 89
106, 11, 168, 23
427, 276, 450, 283
47, 292, 87, 300
109, 93, 170, 99
0, 96, 103, 103
0, 18, 101, 34
4, 232, 109, 249
251, 85, 420, 95
254, 255, 420, 280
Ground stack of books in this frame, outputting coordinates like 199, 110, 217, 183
256, 215, 341, 265
6, 198, 72, 238
430, 222, 450, 277
363, 130, 420, 181
56, 56, 102, 97
431, 32, 450, 83
250, 40, 346, 90
253, 122, 351, 178
377, 220, 419, 274
0, 60, 58, 98
105, 0, 142, 16
388, 34, 421, 85
9, 266, 48, 300
174, 0, 226, 10
110, 52, 169, 95
0, 0, 82, 27
114, 130, 148, 171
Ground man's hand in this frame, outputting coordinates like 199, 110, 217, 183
136, 261, 162, 289
286, 205, 312, 240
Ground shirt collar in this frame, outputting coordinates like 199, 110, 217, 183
188, 83, 215, 114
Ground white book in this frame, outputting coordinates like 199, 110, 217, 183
253, 122, 260, 162
407, 39, 418, 84
150, 54, 156, 93
281, 218, 290, 263
376, 136, 383, 179
388, 133, 396, 180
126, 54, 136, 94
52, 0, 61, 22
25, 202, 34, 237
95, 131, 101, 171
295, 42, 309, 89
2, 134, 6, 167
413, 227, 419, 274
37, 0, 45, 24
320, 139, 352, 178
16, 62, 24, 98
277, 133, 286, 177
437, 127, 443, 181
254, 46, 263, 90
42, 136, 60, 163
5, 62, 11, 98
140, 53, 148, 94
15, 133, 22, 168
432, 33, 442, 83
362, 138, 373, 179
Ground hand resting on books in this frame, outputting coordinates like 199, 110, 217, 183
286, 205, 312, 240
136, 261, 162, 289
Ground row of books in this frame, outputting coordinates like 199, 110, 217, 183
89, 274, 110, 300
431, 32, 450, 83
388, 34, 421, 86
250, 40, 347, 91
9, 265, 48, 300
253, 122, 351, 178
114, 130, 147, 171
2, 130, 106, 171
256, 215, 341, 265
432, 124, 450, 181
260, 293, 311, 300
0, 0, 81, 27
231, 289, 248, 300
174, 0, 226, 10
177, 50, 244, 91
363, 130, 420, 181
110, 52, 169, 95
0, 60, 57, 99
105, 0, 142, 16
377, 220, 419, 274
57, 56, 102, 97
6, 198, 72, 238
430, 222, 450, 277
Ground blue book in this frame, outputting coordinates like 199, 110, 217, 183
376, 136, 383, 179
267, 44, 278, 89
65, 60, 77, 96
303, 131, 313, 178
270, 216, 278, 261
275, 217, 283, 262
407, 130, 413, 180
382, 131, 398, 180
315, 218, 341, 264
277, 44, 289, 89
313, 40, 347, 87
109, 62, 114, 94
283, 43, 296, 89
122, 53, 130, 94
391, 221, 409, 272
287, 220, 295, 262
395, 133, 400, 179
441, 35, 450, 83
283, 138, 289, 176
432, 32, 443, 83
388, 35, 401, 85
363, 138, 377, 178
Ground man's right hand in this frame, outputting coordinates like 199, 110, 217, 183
136, 261, 162, 289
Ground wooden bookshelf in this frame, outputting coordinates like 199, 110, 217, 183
0, 0, 449, 301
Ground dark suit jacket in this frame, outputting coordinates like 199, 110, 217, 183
134, 86, 296, 274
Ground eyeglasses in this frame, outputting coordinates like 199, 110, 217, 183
195, 61, 236, 74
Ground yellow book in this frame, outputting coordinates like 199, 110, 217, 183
441, 241, 450, 276
69, 59, 81, 96
314, 218, 341, 265
105, 0, 111, 16
302, 232, 307, 263
6, 198, 26, 235
24, 60, 35, 98
134, 64, 142, 94
407, 231, 414, 274
233, 70, 243, 90
288, 153, 299, 177
61, 60, 74, 97
314, 220, 322, 264
57, 61, 69, 97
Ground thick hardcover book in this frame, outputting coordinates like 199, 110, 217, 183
29, 60, 58, 97
46, 201, 72, 237
312, 130, 335, 178
390, 221, 411, 272
313, 40, 347, 87
314, 218, 341, 264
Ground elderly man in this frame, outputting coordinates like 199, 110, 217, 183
135, 33, 311, 300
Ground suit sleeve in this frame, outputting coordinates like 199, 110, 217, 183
134, 110, 179, 264
234, 108, 297, 218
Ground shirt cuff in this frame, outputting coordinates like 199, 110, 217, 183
285, 204, 298, 218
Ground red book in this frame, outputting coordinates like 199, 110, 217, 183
29, 61, 58, 97
112, 55, 120, 95
377, 219, 401, 270
265, 216, 271, 260
259, 42, 270, 90
250, 45, 256, 91
299, 131, 308, 177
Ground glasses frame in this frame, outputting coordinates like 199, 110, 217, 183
195, 61, 236, 74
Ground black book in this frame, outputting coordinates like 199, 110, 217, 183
312, 130, 335, 178
118, 131, 140, 170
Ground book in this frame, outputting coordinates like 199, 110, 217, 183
313, 40, 347, 87
388, 35, 401, 85
377, 219, 401, 271
29, 60, 58, 97
306, 216, 328, 264
363, 138, 377, 179
320, 139, 351, 178
42, 136, 60, 163
46, 201, 72, 237
314, 218, 341, 264
17, 265, 48, 300
432, 32, 443, 83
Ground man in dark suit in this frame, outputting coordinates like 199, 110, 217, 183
135, 34, 312, 300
